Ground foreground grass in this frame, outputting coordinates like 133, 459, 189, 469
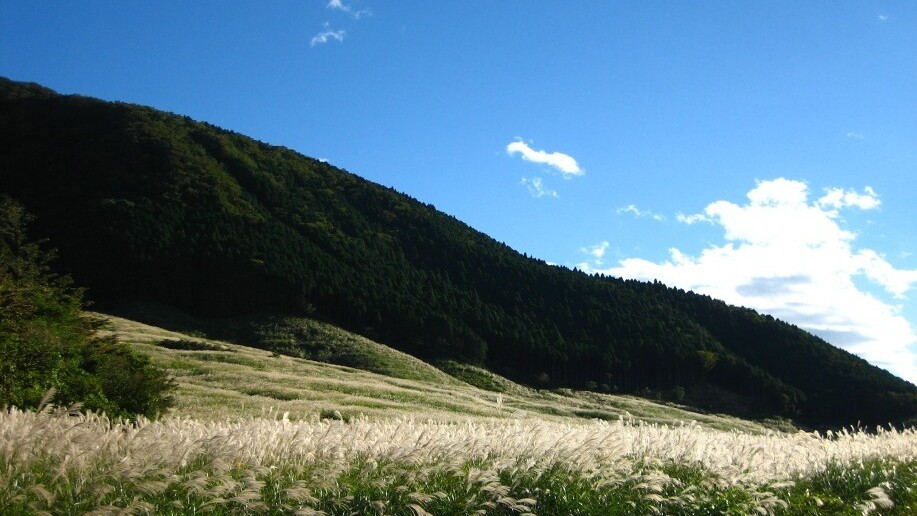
1, 408, 915, 515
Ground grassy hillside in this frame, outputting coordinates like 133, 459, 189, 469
3, 313, 916, 515
100, 313, 774, 432
1, 76, 915, 428
110, 302, 463, 386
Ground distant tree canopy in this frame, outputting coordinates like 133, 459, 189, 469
1, 77, 914, 428
0, 196, 173, 419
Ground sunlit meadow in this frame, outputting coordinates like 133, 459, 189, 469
2, 406, 916, 515
3, 316, 916, 514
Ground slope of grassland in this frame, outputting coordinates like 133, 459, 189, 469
99, 313, 775, 433
4, 314, 916, 515
107, 303, 464, 386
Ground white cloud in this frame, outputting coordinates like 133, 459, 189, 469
618, 204, 665, 221
581, 241, 610, 264
584, 178, 917, 384
676, 212, 711, 225
310, 25, 346, 47
846, 131, 865, 140
878, 14, 889, 21
327, 0, 371, 19
521, 177, 558, 198
506, 139, 583, 178
817, 186, 880, 211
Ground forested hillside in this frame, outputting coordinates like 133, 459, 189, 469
1, 77, 914, 428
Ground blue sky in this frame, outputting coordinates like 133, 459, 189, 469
2, 1, 916, 383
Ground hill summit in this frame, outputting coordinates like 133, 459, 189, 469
1, 77, 914, 428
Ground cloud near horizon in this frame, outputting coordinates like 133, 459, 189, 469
506, 139, 583, 178
580, 178, 917, 384
581, 241, 610, 265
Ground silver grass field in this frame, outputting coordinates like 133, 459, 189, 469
2, 316, 916, 514
2, 408, 915, 515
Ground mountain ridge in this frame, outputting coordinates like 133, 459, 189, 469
1, 76, 914, 428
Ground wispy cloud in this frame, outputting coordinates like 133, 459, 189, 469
583, 178, 917, 384
327, 0, 372, 19
310, 24, 346, 47
507, 139, 583, 178
617, 204, 665, 221
676, 212, 711, 225
521, 177, 558, 198
311, 1, 369, 48
581, 241, 610, 265
846, 131, 865, 140
878, 14, 889, 21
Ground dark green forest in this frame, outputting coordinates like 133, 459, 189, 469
1, 77, 914, 428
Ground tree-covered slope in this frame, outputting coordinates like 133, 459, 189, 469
1, 77, 914, 428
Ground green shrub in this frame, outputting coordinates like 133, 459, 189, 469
157, 338, 230, 352
320, 408, 352, 422
437, 360, 511, 392
0, 197, 173, 419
